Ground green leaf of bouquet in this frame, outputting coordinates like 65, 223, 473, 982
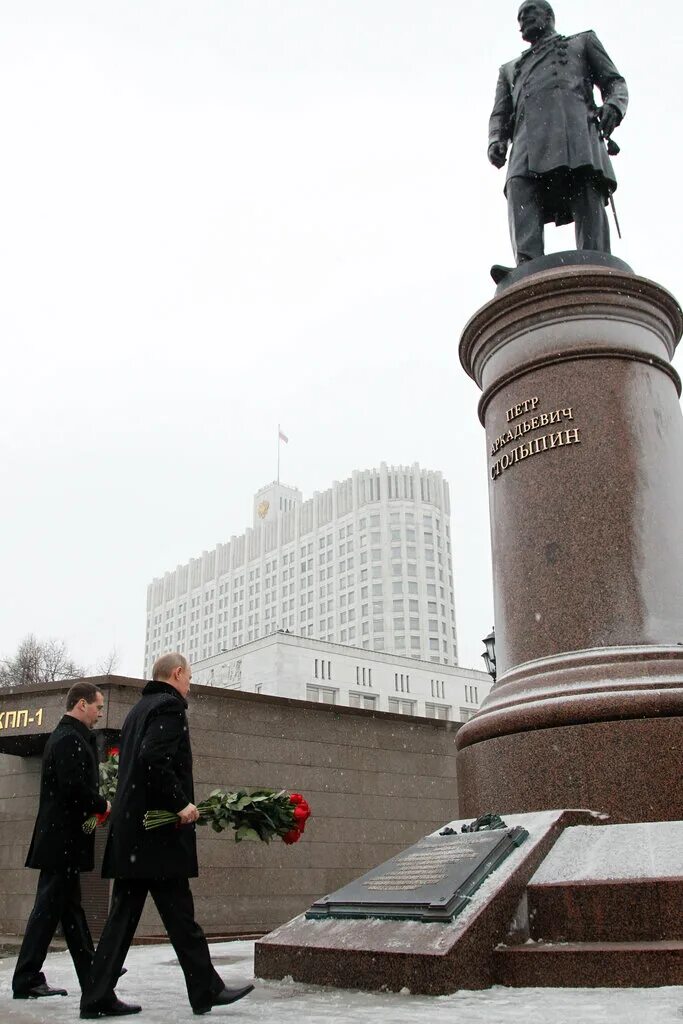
235, 825, 260, 842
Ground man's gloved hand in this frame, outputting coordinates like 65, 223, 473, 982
488, 141, 508, 168
598, 103, 620, 139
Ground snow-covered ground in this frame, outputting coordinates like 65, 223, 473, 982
1, 940, 681, 1024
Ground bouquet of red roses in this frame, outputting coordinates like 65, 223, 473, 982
143, 788, 311, 844
82, 746, 120, 834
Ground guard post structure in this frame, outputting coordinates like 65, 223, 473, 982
457, 255, 683, 823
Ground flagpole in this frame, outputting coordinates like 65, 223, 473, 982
277, 423, 280, 485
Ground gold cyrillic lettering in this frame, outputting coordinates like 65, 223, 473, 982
562, 407, 573, 420
549, 410, 561, 424
35, 708, 43, 726
565, 428, 581, 444
549, 431, 565, 448
17, 710, 29, 727
5, 712, 17, 728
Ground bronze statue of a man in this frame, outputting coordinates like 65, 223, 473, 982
488, 1, 628, 278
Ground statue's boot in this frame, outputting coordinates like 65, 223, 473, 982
490, 264, 514, 284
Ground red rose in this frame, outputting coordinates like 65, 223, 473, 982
289, 793, 303, 805
293, 806, 308, 826
282, 829, 301, 845
107, 746, 120, 758
95, 810, 110, 825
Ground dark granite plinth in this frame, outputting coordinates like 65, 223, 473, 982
457, 715, 683, 823
457, 267, 683, 826
526, 820, 683, 942
527, 880, 683, 942
460, 267, 683, 682
493, 940, 683, 988
493, 819, 683, 987
255, 810, 598, 995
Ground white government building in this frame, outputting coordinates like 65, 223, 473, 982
144, 462, 492, 720
191, 631, 491, 723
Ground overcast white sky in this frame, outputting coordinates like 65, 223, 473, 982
2, 1, 682, 677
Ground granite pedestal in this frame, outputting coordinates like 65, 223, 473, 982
457, 254, 683, 822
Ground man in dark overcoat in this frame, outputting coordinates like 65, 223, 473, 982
80, 653, 253, 1019
12, 681, 110, 1000
488, 1, 628, 269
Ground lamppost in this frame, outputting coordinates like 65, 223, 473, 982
481, 628, 496, 683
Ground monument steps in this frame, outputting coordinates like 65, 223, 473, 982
492, 938, 683, 988
526, 878, 683, 943
494, 822, 683, 987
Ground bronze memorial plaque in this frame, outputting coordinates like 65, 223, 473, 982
306, 826, 528, 922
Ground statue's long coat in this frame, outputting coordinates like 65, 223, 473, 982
488, 30, 628, 225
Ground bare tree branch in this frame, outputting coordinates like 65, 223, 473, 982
0, 635, 85, 688
95, 647, 120, 675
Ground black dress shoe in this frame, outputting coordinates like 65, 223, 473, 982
80, 996, 142, 1018
193, 984, 254, 1015
14, 982, 68, 999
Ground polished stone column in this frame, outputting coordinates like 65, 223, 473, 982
457, 255, 683, 822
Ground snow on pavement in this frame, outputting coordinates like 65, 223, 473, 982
1, 940, 682, 1024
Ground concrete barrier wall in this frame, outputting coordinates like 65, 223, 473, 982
0, 753, 41, 935
0, 678, 462, 938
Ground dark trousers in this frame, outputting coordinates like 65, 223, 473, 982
507, 173, 611, 263
81, 878, 223, 1012
13, 869, 94, 994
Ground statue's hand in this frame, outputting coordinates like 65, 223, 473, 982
488, 141, 507, 169
598, 103, 619, 139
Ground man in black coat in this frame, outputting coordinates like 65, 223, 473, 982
488, 1, 628, 271
12, 681, 111, 1000
80, 653, 253, 1019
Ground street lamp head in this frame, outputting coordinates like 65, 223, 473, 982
481, 628, 497, 682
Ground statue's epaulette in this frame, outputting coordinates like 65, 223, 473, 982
512, 34, 569, 85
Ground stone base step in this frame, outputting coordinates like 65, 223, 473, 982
493, 939, 683, 988
527, 879, 683, 942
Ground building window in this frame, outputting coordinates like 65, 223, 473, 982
388, 697, 416, 715
425, 703, 450, 720
307, 685, 337, 704
431, 679, 446, 699
394, 673, 410, 693
459, 708, 476, 722
349, 692, 377, 710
